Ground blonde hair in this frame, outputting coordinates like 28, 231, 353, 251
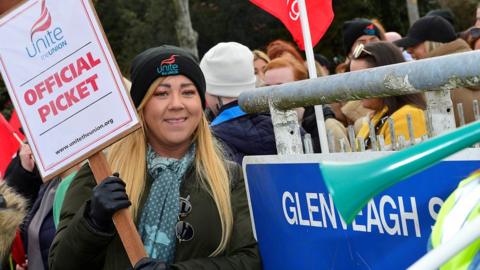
253, 49, 270, 64
106, 77, 233, 255
314, 61, 327, 77
0, 182, 27, 264
424, 41, 444, 54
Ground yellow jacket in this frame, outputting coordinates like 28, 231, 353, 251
357, 104, 427, 148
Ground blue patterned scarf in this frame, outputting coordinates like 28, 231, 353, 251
138, 144, 195, 263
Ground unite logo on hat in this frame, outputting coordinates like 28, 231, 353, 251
157, 54, 179, 76
363, 24, 376, 36
25, 0, 68, 60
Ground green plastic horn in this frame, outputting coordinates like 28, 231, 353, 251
321, 120, 480, 224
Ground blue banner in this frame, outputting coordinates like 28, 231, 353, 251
245, 160, 480, 270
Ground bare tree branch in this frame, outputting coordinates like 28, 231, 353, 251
406, 0, 420, 26
172, 0, 199, 58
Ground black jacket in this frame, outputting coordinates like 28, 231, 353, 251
49, 163, 261, 270
5, 155, 42, 209
301, 105, 336, 153
212, 101, 277, 164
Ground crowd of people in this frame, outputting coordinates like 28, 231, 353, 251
1, 4, 480, 270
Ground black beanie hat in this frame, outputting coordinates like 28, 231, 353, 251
343, 18, 382, 53
129, 45, 206, 109
426, 9, 455, 27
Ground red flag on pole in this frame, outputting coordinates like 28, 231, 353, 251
0, 113, 21, 177
250, 0, 334, 50
9, 110, 25, 141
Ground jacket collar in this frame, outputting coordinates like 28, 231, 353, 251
426, 38, 471, 58
217, 100, 239, 115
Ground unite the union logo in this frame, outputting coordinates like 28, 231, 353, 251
363, 24, 377, 36
30, 0, 51, 40
157, 55, 179, 76
25, 0, 67, 60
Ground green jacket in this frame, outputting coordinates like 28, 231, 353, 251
48, 162, 261, 270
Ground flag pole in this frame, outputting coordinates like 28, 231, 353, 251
297, 0, 330, 153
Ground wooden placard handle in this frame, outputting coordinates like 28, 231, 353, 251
89, 152, 147, 266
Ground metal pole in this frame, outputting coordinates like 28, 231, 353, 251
425, 90, 456, 136
297, 0, 329, 153
269, 99, 304, 155
239, 51, 480, 113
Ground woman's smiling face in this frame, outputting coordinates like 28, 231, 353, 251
143, 75, 202, 155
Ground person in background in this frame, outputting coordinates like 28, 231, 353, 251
5, 143, 79, 270
426, 8, 455, 27
49, 45, 261, 270
51, 165, 81, 228
263, 57, 350, 152
202, 42, 276, 164
394, 15, 480, 126
263, 57, 308, 120
313, 53, 333, 76
252, 50, 270, 87
385, 32, 402, 42
351, 41, 427, 149
460, 27, 480, 50
266, 39, 304, 64
0, 181, 26, 270
343, 18, 385, 59
332, 18, 386, 130
385, 31, 413, 61
266, 38, 347, 151
371, 18, 387, 38
5, 144, 42, 209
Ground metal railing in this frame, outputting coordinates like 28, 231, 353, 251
238, 50, 480, 154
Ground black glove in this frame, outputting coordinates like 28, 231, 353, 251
87, 174, 131, 232
132, 257, 169, 270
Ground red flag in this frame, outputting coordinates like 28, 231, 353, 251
0, 113, 20, 177
9, 110, 25, 141
11, 230, 26, 266
250, 0, 334, 50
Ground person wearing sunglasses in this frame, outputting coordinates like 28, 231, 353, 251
460, 27, 480, 50
49, 46, 261, 270
351, 41, 428, 150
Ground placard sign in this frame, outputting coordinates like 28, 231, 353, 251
243, 150, 480, 270
0, 0, 139, 178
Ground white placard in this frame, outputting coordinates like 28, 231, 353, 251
0, 0, 139, 178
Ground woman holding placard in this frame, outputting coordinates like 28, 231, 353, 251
49, 46, 261, 270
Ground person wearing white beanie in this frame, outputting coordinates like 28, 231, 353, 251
200, 42, 277, 164
201, 42, 256, 100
